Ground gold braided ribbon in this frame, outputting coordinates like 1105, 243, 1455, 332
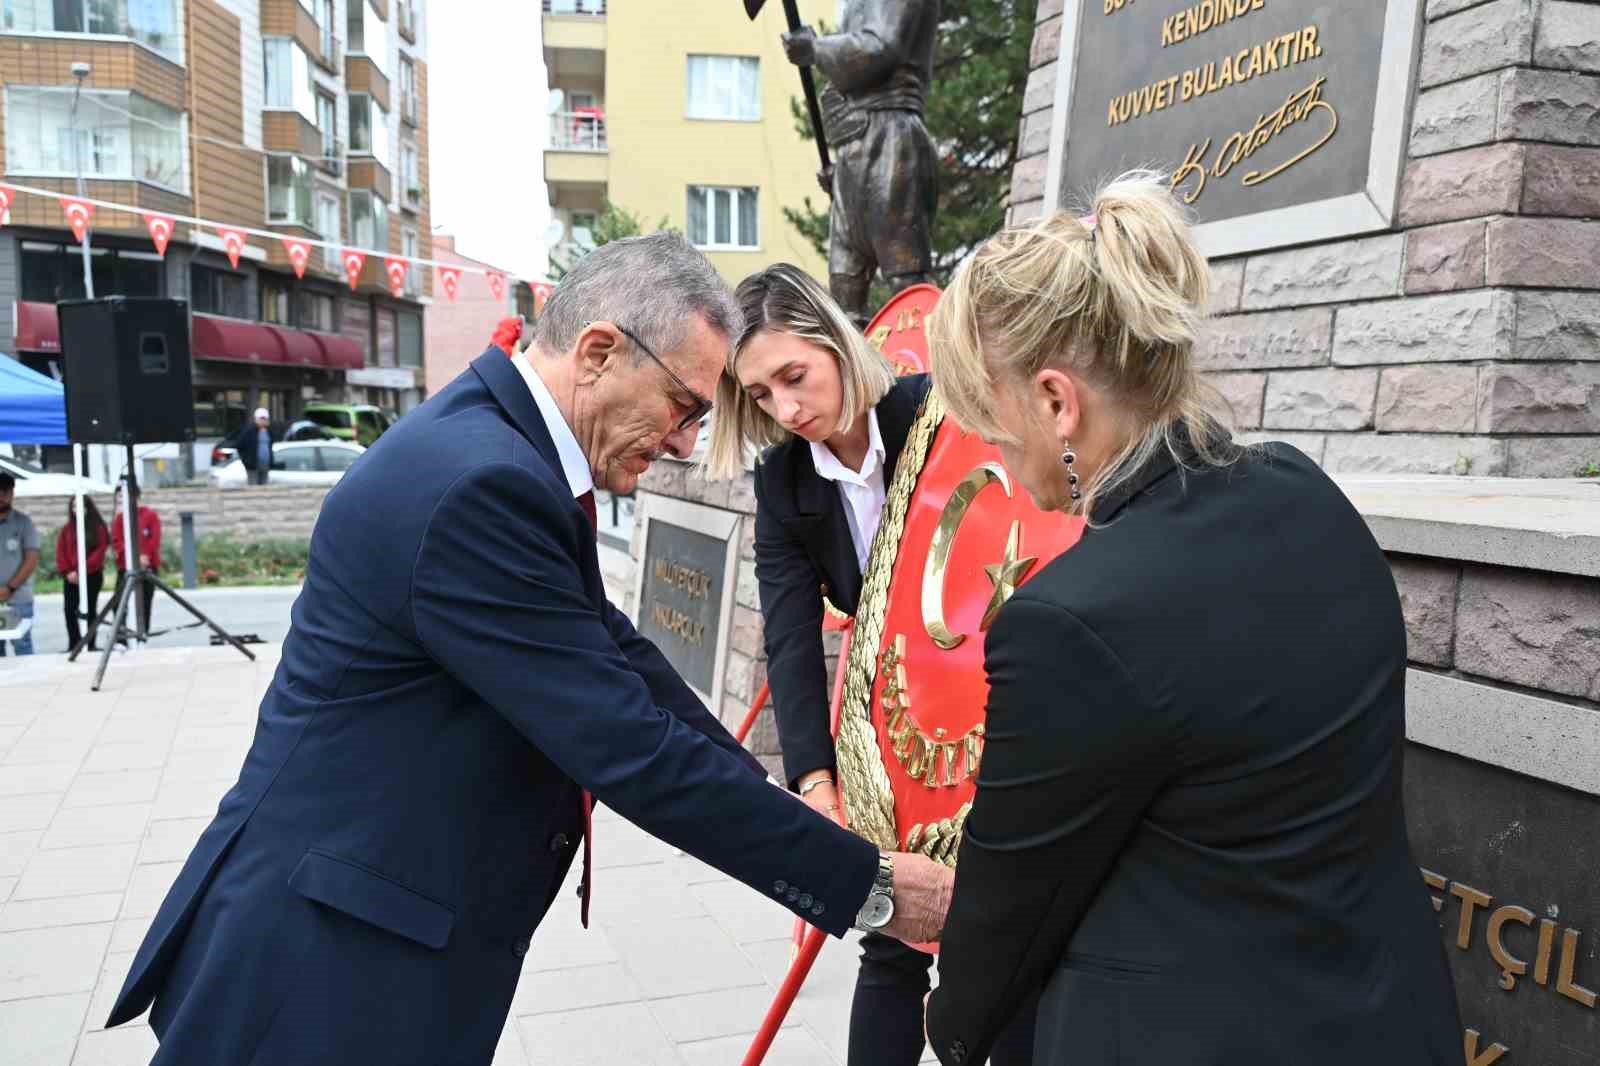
834, 390, 946, 853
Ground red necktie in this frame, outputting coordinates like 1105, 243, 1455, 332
577, 490, 598, 927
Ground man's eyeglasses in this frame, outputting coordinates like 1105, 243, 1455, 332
611, 323, 713, 431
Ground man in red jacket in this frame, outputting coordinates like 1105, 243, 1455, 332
112, 487, 162, 636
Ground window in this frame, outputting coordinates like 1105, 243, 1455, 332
399, 56, 418, 125
273, 446, 317, 473
317, 194, 341, 268
319, 0, 336, 58
350, 190, 388, 251
570, 210, 597, 246
401, 229, 419, 295
4, 87, 186, 192
397, 310, 422, 366
348, 93, 390, 162
686, 56, 760, 121
400, 142, 420, 204
267, 155, 315, 227
347, 0, 390, 77
261, 275, 292, 324
686, 186, 759, 249
317, 92, 338, 162
317, 446, 358, 472
264, 39, 317, 124
296, 288, 336, 332
190, 264, 249, 318
2, 0, 181, 62
22, 242, 163, 302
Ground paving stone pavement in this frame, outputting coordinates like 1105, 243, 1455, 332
0, 647, 940, 1065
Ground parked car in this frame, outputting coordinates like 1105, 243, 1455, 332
208, 440, 365, 489
0, 452, 114, 498
209, 419, 336, 468
302, 403, 392, 447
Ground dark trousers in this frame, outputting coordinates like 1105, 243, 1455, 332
851, 934, 1039, 1066
63, 570, 104, 651
249, 467, 269, 485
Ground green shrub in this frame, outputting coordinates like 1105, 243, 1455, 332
30, 530, 307, 595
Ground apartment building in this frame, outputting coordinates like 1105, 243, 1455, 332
542, 0, 830, 285
0, 0, 433, 463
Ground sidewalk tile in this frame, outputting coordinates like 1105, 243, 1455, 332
149, 780, 226, 821
588, 862, 707, 928
84, 950, 136, 1032
41, 805, 152, 851
0, 794, 63, 834
108, 919, 148, 954
0, 922, 112, 1000
119, 862, 181, 921
0, 830, 43, 877
647, 985, 801, 1045
3, 736, 92, 766
61, 772, 159, 810
14, 844, 137, 901
679, 1025, 835, 1066
510, 962, 641, 1017
523, 905, 620, 973
609, 917, 765, 999
692, 880, 796, 944
160, 750, 246, 785
137, 818, 208, 865
594, 818, 680, 870
0, 892, 122, 933
490, 1020, 529, 1066
0, 763, 79, 798
0, 991, 90, 1066
515, 1001, 684, 1066
70, 1023, 157, 1065
80, 742, 170, 775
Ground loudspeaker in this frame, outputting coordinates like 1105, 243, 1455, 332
59, 297, 196, 444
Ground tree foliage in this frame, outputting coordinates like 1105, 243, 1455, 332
549, 199, 678, 279
781, 0, 1040, 290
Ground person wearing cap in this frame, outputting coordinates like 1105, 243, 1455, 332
228, 407, 278, 485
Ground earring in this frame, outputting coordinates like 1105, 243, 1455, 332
1061, 441, 1081, 501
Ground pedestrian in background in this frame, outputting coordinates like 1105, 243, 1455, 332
58, 495, 110, 652
0, 470, 40, 656
230, 408, 277, 485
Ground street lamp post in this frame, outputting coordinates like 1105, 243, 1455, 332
69, 62, 95, 300
68, 61, 94, 629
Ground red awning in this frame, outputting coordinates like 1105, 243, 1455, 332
267, 324, 327, 368
14, 301, 61, 352
313, 332, 364, 370
191, 314, 288, 365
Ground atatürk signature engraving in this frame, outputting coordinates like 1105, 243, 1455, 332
1171, 76, 1339, 204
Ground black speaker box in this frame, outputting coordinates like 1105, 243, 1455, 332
58, 297, 196, 444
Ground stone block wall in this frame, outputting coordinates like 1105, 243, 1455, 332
1014, 0, 1600, 478
25, 486, 332, 548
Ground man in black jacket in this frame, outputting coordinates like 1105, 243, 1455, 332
230, 407, 276, 485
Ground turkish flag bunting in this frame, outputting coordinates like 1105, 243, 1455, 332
342, 249, 367, 291
145, 214, 176, 258
282, 237, 312, 279
533, 281, 554, 314
438, 266, 461, 302
383, 257, 409, 297
216, 226, 248, 269
0, 186, 13, 226
487, 272, 506, 302
60, 197, 95, 243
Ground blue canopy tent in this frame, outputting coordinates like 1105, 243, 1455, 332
0, 354, 69, 444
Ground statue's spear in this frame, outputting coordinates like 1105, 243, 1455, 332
744, 0, 832, 175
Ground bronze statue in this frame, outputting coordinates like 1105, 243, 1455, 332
783, 0, 941, 326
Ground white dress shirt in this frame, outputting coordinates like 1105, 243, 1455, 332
809, 408, 887, 572
512, 353, 594, 499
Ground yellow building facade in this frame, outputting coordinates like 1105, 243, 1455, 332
543, 0, 832, 285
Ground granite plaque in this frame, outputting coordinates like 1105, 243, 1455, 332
1050, 0, 1423, 256
631, 494, 742, 712
1405, 743, 1599, 1065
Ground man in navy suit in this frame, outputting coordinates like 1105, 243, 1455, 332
107, 233, 952, 1065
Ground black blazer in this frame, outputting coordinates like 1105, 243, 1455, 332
925, 439, 1462, 1066
752, 373, 931, 787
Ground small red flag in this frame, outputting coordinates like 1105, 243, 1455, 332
216, 226, 248, 268
488, 271, 506, 302
532, 281, 554, 314
60, 197, 95, 243
438, 266, 461, 302
342, 249, 367, 291
282, 237, 312, 279
383, 256, 409, 297
0, 186, 13, 226
145, 213, 176, 258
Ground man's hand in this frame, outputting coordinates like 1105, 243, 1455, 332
781, 26, 817, 67
882, 852, 953, 943
66, 572, 78, 585
816, 164, 835, 196
0, 586, 10, 603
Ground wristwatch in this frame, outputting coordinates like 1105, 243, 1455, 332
854, 852, 895, 932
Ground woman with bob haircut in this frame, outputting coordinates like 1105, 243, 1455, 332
918, 171, 1461, 1066
706, 263, 1037, 1066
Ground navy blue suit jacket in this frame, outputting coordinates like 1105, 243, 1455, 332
108, 350, 878, 1065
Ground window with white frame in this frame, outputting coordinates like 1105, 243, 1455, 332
2, 0, 181, 62
319, 0, 336, 60
348, 93, 390, 163
346, 0, 390, 77
350, 189, 388, 251
400, 142, 420, 204
686, 56, 760, 121
267, 155, 314, 226
686, 186, 758, 250
317, 91, 338, 162
401, 228, 419, 295
264, 39, 317, 124
317, 194, 341, 267
4, 87, 186, 192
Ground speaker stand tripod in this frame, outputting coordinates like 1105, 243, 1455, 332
67, 446, 254, 691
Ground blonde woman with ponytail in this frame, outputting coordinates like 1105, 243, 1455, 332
921, 173, 1462, 1066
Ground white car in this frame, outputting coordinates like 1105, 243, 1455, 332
0, 453, 115, 498
209, 440, 365, 489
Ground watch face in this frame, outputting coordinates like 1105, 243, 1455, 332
860, 892, 895, 929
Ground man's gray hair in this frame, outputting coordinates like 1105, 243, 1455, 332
534, 232, 743, 359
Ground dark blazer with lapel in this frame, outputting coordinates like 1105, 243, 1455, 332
108, 350, 878, 1066
752, 373, 931, 787
925, 439, 1462, 1066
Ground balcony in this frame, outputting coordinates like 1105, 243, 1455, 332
319, 138, 345, 178
543, 0, 605, 83
545, 111, 608, 205
549, 111, 606, 152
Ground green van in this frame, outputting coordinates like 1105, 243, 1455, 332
303, 403, 393, 447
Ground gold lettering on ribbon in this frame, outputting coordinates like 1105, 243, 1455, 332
879, 635, 985, 789
1171, 76, 1338, 205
